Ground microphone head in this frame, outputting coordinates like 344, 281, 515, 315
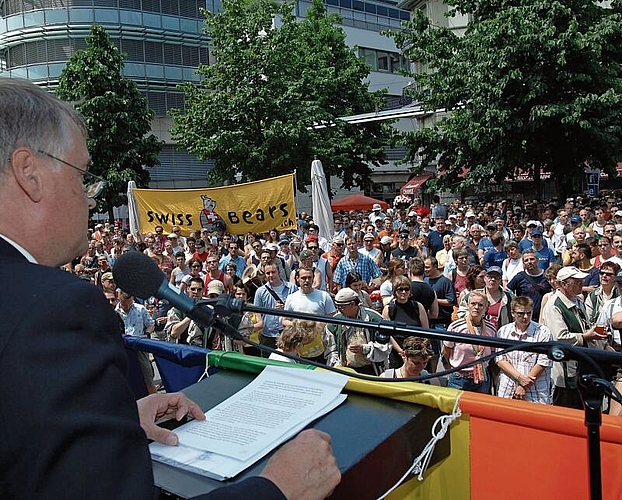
113, 251, 166, 299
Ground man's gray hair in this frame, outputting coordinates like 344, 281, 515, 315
0, 78, 86, 175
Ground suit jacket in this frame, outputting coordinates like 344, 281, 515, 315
0, 239, 284, 500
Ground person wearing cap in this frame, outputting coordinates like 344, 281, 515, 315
495, 296, 553, 404
529, 228, 557, 271
507, 249, 552, 318
167, 232, 184, 254
613, 210, 622, 231
276, 237, 295, 270
359, 233, 381, 267
116, 290, 157, 393
391, 229, 418, 263
323, 287, 390, 375
369, 203, 386, 224
333, 236, 382, 291
100, 271, 117, 294
377, 235, 395, 274
540, 266, 608, 408
165, 276, 209, 346
519, 220, 544, 253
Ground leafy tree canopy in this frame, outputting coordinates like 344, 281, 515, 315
393, 0, 622, 196
171, 0, 395, 191
56, 25, 163, 219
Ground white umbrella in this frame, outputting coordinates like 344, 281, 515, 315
127, 180, 141, 238
311, 158, 333, 243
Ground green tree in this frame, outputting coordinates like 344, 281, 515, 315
56, 25, 163, 220
393, 0, 622, 197
171, 0, 394, 191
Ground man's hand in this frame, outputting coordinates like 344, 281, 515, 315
261, 429, 341, 500
582, 325, 608, 342
136, 393, 205, 445
513, 385, 527, 400
515, 373, 534, 388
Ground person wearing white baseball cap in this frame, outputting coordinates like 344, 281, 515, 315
540, 265, 608, 409
369, 203, 386, 224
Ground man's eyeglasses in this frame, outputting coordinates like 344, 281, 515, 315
189, 287, 203, 292
307, 246, 319, 250
512, 310, 533, 316
600, 271, 615, 277
38, 150, 106, 199
396, 287, 410, 293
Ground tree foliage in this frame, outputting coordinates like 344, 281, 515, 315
56, 25, 163, 219
171, 0, 395, 191
393, 0, 622, 196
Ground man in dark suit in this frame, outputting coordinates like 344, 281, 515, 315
0, 79, 339, 499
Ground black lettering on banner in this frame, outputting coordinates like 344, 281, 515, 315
185, 214, 193, 226
242, 211, 253, 224
147, 211, 155, 223
155, 213, 170, 224
224, 203, 293, 226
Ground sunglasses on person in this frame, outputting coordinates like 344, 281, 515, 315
396, 287, 410, 293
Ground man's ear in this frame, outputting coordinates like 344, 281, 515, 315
9, 147, 45, 202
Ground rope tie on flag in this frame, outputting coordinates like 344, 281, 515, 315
377, 393, 463, 500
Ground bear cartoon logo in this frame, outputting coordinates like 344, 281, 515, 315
199, 195, 226, 233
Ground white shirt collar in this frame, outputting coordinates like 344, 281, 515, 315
0, 233, 38, 263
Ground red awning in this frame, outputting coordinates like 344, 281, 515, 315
330, 194, 389, 212
400, 174, 433, 196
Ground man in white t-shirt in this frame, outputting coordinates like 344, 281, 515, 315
283, 266, 336, 363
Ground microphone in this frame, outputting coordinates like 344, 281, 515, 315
113, 251, 243, 340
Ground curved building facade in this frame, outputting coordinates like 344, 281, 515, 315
0, 0, 411, 190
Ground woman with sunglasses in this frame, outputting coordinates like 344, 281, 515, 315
379, 258, 406, 305
178, 257, 205, 294
382, 275, 429, 369
585, 260, 620, 326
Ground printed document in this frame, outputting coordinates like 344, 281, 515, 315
150, 366, 347, 480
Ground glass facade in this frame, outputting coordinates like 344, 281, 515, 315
0, 0, 410, 185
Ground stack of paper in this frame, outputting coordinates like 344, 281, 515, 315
150, 366, 348, 481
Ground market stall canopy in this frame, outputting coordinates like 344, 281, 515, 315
331, 194, 389, 212
400, 174, 433, 196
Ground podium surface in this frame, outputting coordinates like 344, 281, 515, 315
153, 368, 449, 499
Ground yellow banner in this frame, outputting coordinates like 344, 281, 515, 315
132, 174, 296, 235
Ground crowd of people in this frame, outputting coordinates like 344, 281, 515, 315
78, 193, 622, 414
